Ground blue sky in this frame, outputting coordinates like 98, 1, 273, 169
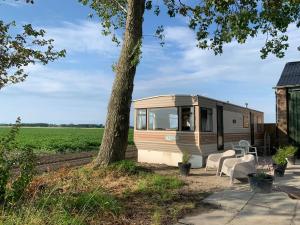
1, 0, 300, 124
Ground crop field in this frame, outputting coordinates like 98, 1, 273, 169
0, 127, 134, 154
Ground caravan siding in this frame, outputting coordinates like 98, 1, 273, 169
134, 95, 198, 108
134, 130, 202, 167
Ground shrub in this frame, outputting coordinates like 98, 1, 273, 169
272, 145, 298, 166
9, 146, 36, 202
0, 118, 36, 204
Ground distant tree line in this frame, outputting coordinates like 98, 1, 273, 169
0, 123, 105, 128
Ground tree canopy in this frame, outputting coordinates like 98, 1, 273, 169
0, 0, 65, 90
81, 0, 300, 59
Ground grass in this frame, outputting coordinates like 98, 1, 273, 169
0, 127, 134, 154
0, 160, 208, 225
137, 173, 184, 200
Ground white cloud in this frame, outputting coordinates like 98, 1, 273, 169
44, 21, 120, 56
0, 0, 26, 7
133, 24, 300, 123
3, 64, 114, 98
137, 24, 300, 86
3, 19, 300, 123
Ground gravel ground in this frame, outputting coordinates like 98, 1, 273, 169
141, 157, 274, 193
141, 164, 232, 193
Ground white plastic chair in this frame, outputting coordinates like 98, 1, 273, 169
205, 150, 236, 175
221, 154, 256, 185
231, 143, 246, 158
239, 140, 258, 163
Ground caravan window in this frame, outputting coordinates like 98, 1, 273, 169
201, 108, 213, 132
148, 108, 178, 130
243, 114, 249, 128
181, 107, 195, 131
136, 109, 147, 130
257, 115, 263, 132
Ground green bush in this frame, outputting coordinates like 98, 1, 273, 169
272, 145, 298, 165
0, 118, 36, 204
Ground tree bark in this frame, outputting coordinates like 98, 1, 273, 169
94, 0, 145, 167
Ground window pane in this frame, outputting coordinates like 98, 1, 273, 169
201, 108, 213, 132
257, 115, 263, 132
148, 108, 178, 130
181, 107, 194, 131
243, 114, 249, 128
136, 109, 147, 130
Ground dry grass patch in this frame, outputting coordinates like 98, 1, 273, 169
1, 161, 214, 225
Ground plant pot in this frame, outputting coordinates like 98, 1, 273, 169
248, 173, 274, 193
273, 163, 287, 177
178, 162, 191, 176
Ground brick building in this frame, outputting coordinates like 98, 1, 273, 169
276, 61, 300, 146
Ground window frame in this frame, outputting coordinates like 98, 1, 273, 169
243, 113, 250, 128
257, 115, 263, 132
200, 107, 213, 132
180, 106, 195, 132
136, 108, 147, 130
147, 107, 179, 131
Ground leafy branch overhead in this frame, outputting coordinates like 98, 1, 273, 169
81, 0, 300, 59
0, 21, 66, 89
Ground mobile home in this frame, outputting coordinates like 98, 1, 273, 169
133, 95, 264, 168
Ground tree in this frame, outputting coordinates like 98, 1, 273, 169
80, 0, 300, 166
0, 0, 65, 90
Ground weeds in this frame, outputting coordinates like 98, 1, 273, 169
0, 162, 203, 225
109, 160, 139, 175
0, 118, 36, 204
67, 189, 122, 215
137, 173, 184, 200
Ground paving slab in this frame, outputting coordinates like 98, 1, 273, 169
249, 192, 298, 213
228, 202, 294, 225
291, 201, 300, 225
176, 160, 300, 225
203, 189, 253, 212
178, 209, 235, 225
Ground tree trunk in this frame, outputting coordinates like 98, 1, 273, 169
94, 0, 145, 167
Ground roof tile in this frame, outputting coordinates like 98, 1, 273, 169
277, 61, 300, 87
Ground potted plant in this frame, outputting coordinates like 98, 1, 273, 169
285, 145, 298, 165
248, 172, 274, 193
178, 151, 191, 176
272, 145, 297, 176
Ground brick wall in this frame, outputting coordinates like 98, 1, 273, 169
276, 88, 289, 145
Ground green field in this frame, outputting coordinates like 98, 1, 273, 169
0, 127, 134, 154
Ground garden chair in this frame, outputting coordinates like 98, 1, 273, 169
205, 150, 236, 175
239, 140, 258, 163
231, 143, 246, 158
220, 154, 256, 185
